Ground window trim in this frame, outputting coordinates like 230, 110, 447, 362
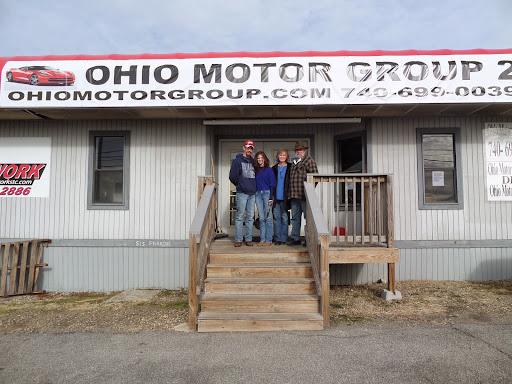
416, 128, 463, 210
87, 130, 130, 210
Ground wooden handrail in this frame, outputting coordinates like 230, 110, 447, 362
304, 182, 330, 328
189, 183, 217, 330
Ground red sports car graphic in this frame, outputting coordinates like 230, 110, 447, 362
6, 66, 75, 86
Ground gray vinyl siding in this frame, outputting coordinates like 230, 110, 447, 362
0, 119, 207, 240
370, 116, 512, 243
396, 248, 512, 282
37, 247, 188, 292
213, 122, 362, 174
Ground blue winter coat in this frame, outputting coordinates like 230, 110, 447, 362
229, 154, 256, 195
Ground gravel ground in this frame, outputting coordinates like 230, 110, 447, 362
0, 280, 511, 334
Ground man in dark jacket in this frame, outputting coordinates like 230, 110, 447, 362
287, 141, 318, 246
229, 140, 257, 247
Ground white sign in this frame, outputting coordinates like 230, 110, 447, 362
483, 123, 512, 201
0, 137, 51, 197
432, 171, 445, 187
1, 52, 512, 108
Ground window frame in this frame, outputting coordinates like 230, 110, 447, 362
416, 128, 463, 210
87, 130, 130, 210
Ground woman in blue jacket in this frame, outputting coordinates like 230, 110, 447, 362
253, 151, 275, 246
272, 149, 291, 245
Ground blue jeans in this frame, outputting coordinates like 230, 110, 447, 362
290, 198, 307, 241
235, 192, 255, 242
255, 190, 273, 243
273, 200, 289, 243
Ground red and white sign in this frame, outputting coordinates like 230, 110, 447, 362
1, 50, 512, 108
0, 138, 51, 198
484, 123, 512, 201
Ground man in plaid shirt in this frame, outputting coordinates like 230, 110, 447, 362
287, 141, 318, 246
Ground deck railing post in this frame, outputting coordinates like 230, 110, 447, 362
319, 235, 330, 328
188, 235, 198, 330
386, 175, 394, 248
386, 175, 396, 293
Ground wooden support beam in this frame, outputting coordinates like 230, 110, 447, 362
329, 248, 399, 264
388, 263, 396, 293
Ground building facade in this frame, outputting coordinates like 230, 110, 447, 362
1, 50, 511, 291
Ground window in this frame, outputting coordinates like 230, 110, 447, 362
88, 131, 129, 210
417, 128, 463, 209
335, 132, 367, 209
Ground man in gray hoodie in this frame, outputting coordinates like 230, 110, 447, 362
229, 140, 257, 247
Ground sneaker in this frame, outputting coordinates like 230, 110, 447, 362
263, 242, 272, 246
246, 241, 254, 246
287, 239, 301, 246
235, 242, 242, 247
274, 241, 282, 246
258, 242, 265, 247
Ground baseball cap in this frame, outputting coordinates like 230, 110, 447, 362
244, 140, 255, 148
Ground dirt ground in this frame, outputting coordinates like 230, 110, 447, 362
0, 280, 511, 334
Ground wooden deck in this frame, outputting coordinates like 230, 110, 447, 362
210, 238, 307, 255
211, 237, 398, 298
211, 238, 398, 265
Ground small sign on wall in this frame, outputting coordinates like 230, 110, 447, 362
484, 123, 512, 201
432, 171, 445, 187
0, 137, 51, 198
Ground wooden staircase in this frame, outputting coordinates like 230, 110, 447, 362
197, 242, 324, 332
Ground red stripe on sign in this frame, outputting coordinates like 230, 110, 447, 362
2, 48, 512, 63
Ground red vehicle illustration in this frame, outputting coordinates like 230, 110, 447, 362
6, 66, 75, 85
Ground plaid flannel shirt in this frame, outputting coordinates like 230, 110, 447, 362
288, 155, 318, 199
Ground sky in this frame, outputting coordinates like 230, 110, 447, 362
0, 0, 511, 57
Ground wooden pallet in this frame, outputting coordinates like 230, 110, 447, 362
0, 239, 50, 297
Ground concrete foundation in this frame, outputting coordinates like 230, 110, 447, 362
381, 289, 402, 301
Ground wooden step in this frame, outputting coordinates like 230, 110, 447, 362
204, 277, 316, 295
209, 252, 309, 264
201, 294, 319, 313
197, 312, 324, 332
206, 263, 313, 278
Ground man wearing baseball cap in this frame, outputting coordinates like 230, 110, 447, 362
229, 140, 257, 247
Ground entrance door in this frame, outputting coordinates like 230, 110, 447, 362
218, 139, 309, 238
